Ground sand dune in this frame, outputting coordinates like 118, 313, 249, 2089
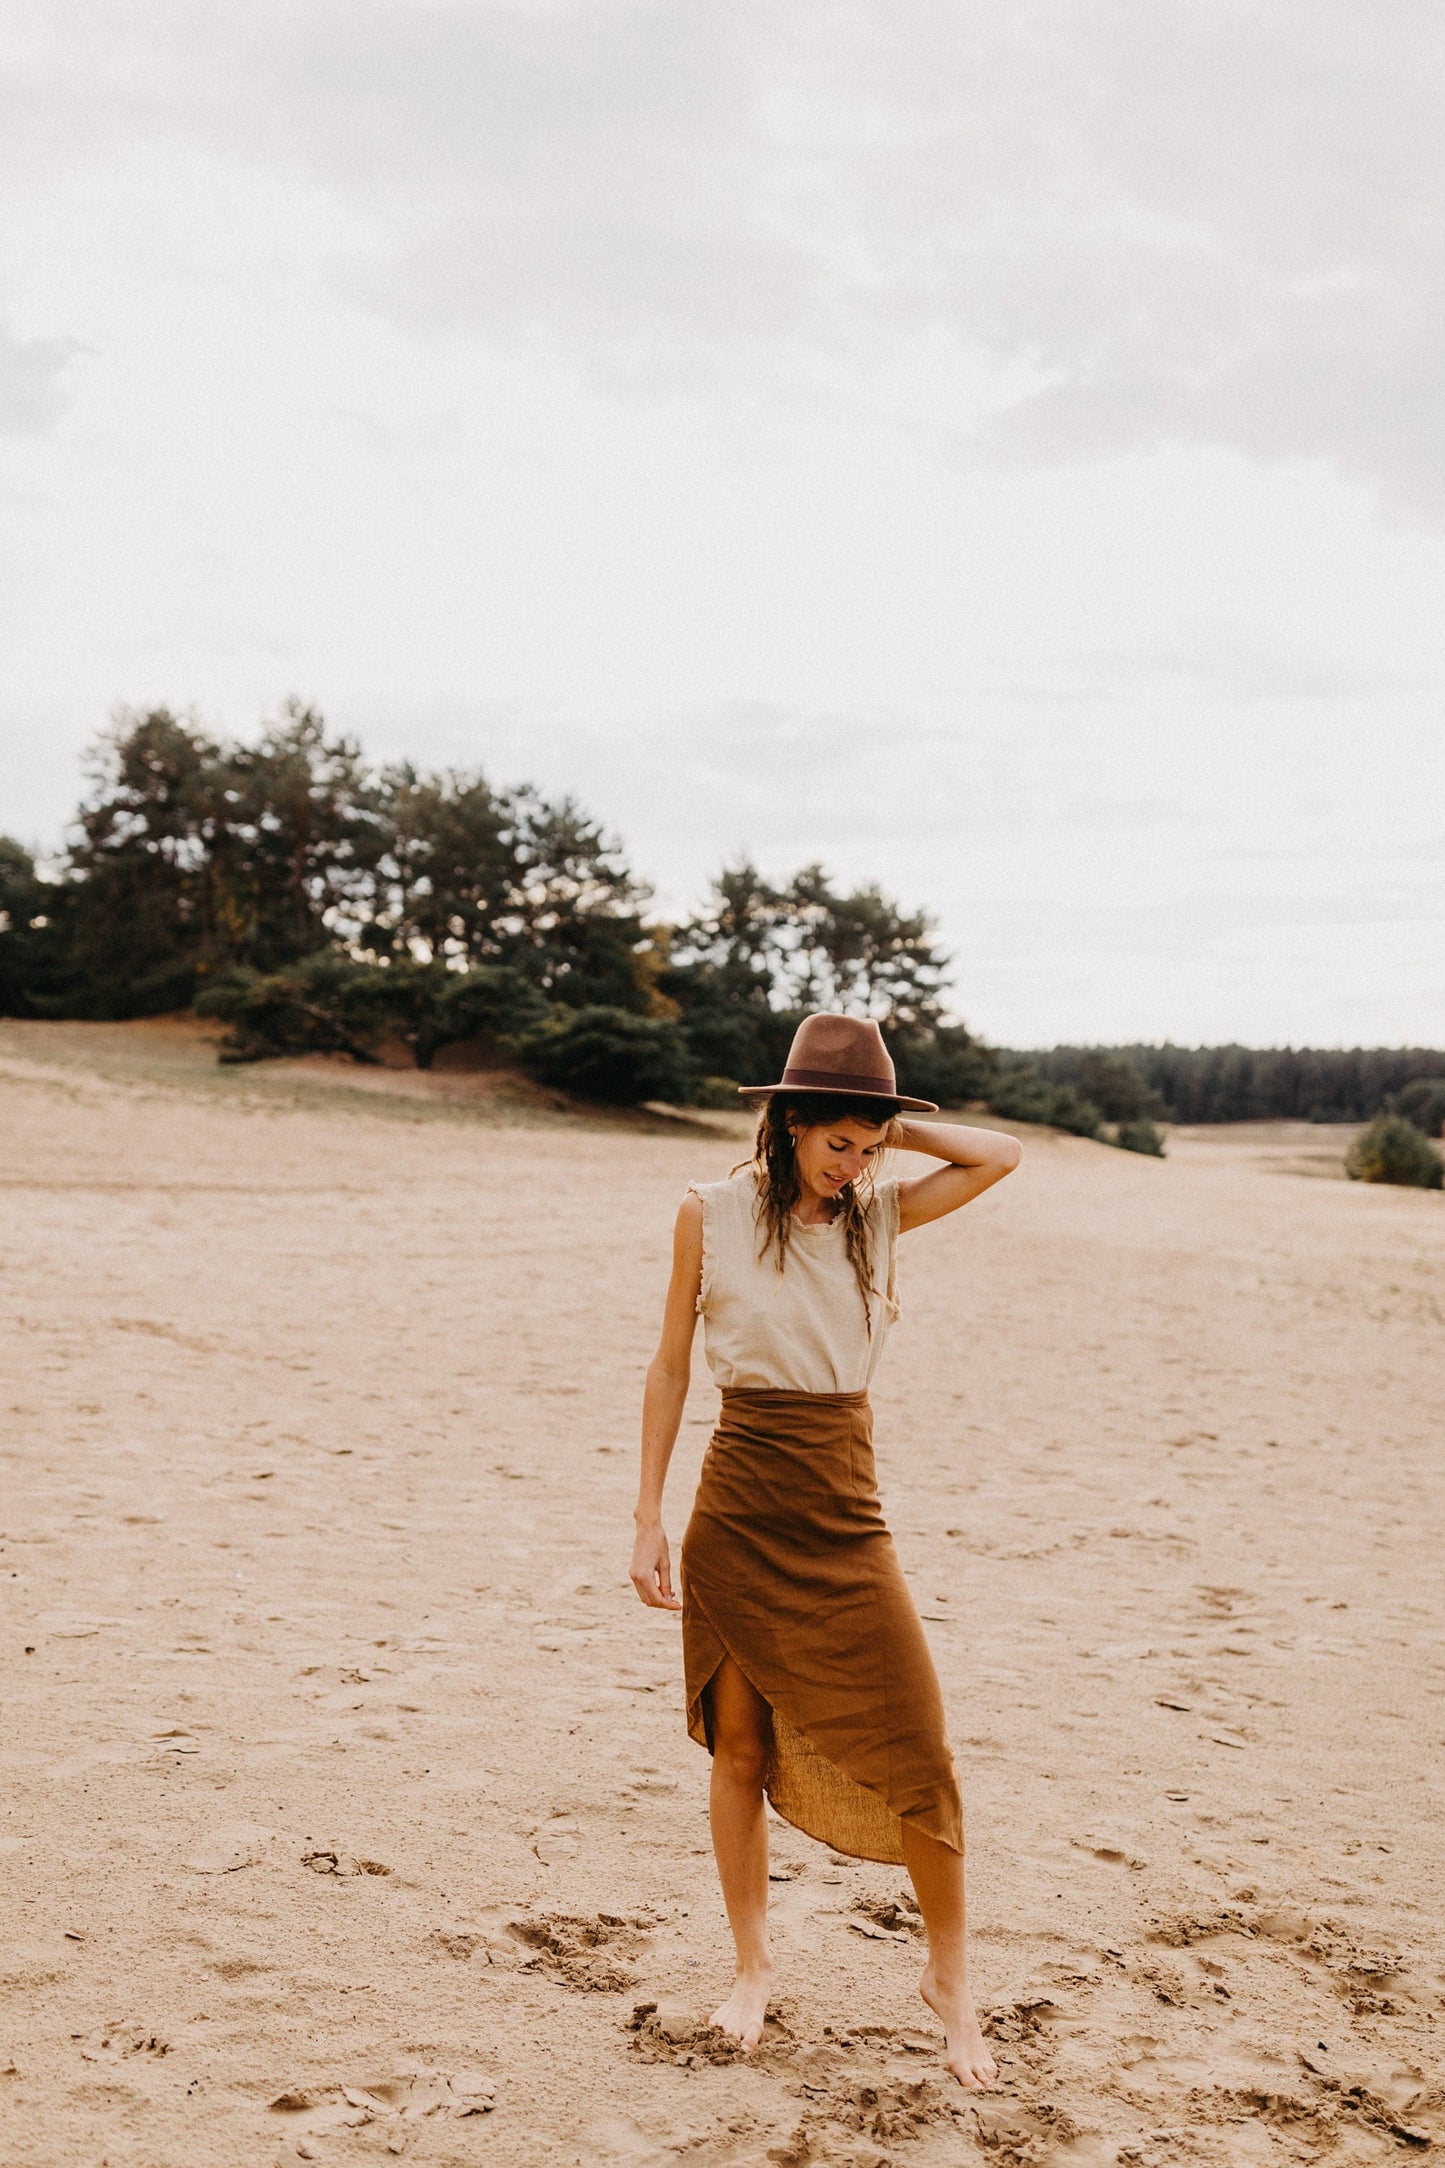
1, 1022, 1442, 2165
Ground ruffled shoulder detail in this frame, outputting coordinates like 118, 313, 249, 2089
685, 1182, 714, 1315
686, 1171, 757, 1314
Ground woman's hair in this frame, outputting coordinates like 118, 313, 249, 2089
741, 1091, 902, 1325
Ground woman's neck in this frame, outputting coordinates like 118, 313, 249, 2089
791, 1189, 839, 1226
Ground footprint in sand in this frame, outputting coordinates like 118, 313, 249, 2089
734, 2030, 978, 2155
530, 1814, 582, 1863
627, 2002, 749, 2066
426, 1900, 529, 1967
73, 2023, 169, 2063
1099, 1898, 1444, 2150
984, 1997, 1067, 2046
967, 2096, 1083, 2164
631, 2014, 985, 2153
268, 2069, 496, 2147
509, 1911, 654, 1991
1135, 1954, 1232, 2010
769, 2078, 960, 2160
847, 1893, 924, 1941
431, 1927, 491, 1961
1071, 1832, 1149, 1871
150, 1727, 201, 1759
820, 2021, 937, 2056
1146, 1901, 1253, 1948
299, 1847, 392, 1878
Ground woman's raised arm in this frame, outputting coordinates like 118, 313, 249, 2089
630, 1191, 704, 1611
893, 1118, 1022, 1232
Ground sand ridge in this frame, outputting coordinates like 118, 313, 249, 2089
1, 1028, 1442, 2164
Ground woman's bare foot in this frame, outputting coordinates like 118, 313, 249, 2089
710, 1965, 773, 2050
920, 1964, 998, 2091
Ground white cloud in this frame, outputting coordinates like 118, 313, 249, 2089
5, 1, 1444, 503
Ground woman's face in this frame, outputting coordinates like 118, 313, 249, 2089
788, 1113, 890, 1201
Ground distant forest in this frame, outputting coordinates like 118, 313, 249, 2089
1026, 1044, 1445, 1130
2, 704, 1443, 1140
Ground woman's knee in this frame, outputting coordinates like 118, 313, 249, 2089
707, 1664, 772, 1789
713, 1724, 769, 1789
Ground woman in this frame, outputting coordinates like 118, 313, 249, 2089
630, 1012, 1020, 2092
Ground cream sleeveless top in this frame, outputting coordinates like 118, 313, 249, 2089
690, 1170, 902, 1393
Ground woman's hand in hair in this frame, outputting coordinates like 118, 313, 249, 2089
630, 1519, 683, 1611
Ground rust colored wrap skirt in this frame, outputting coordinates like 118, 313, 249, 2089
682, 1387, 963, 1865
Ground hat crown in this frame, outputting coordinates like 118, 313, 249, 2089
780, 1012, 896, 1094
735, 1007, 937, 1110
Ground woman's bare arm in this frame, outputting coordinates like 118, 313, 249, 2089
630, 1192, 704, 1611
892, 1117, 1022, 1231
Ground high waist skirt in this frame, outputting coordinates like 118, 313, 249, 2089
681, 1387, 963, 1865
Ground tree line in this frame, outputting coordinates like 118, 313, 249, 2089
1028, 1044, 1445, 1134
3, 705, 1440, 1155
0, 704, 1011, 1112
0, 704, 648, 1018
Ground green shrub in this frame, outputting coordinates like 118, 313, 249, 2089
1114, 1116, 1166, 1157
400, 962, 548, 1067
987, 1065, 1102, 1138
688, 1074, 746, 1110
1395, 1078, 1445, 1140
195, 954, 546, 1067
1345, 1115, 1444, 1190
890, 1022, 997, 1108
1078, 1051, 1161, 1123
197, 954, 385, 1063
0, 837, 67, 1016
518, 1005, 695, 1105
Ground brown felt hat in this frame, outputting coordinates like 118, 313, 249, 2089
737, 1012, 937, 1113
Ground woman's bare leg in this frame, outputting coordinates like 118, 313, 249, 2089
705, 1656, 774, 2048
901, 1822, 998, 2091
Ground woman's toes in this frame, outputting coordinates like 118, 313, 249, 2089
709, 1973, 773, 2051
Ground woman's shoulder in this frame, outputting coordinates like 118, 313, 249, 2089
686, 1169, 760, 1252
687, 1167, 758, 1207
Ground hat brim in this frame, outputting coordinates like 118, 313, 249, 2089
736, 1082, 938, 1114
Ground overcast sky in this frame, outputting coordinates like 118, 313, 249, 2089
3, 1, 1443, 1046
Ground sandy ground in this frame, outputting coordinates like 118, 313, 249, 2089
1, 1020, 1443, 2168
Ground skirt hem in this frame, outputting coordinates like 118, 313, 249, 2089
684, 1572, 962, 1867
